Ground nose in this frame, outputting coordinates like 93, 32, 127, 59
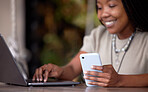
98, 7, 110, 19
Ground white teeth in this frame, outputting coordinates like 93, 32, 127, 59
105, 21, 115, 26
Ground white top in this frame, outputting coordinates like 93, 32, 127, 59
80, 25, 148, 75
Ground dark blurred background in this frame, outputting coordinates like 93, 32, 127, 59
0, 0, 100, 81
25, 0, 100, 79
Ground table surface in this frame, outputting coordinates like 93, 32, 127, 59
0, 82, 148, 92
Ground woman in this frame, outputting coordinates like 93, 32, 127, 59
33, 0, 148, 87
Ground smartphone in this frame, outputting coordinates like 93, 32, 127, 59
80, 53, 102, 86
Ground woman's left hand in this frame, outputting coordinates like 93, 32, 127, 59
84, 65, 121, 87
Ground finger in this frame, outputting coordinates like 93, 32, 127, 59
41, 64, 48, 70
43, 70, 49, 82
102, 65, 113, 72
88, 81, 108, 87
84, 75, 109, 83
38, 68, 43, 81
45, 64, 53, 72
91, 65, 103, 71
34, 69, 40, 81
32, 75, 36, 81
92, 65, 114, 73
84, 71, 110, 79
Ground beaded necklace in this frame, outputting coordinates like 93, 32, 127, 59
111, 31, 136, 73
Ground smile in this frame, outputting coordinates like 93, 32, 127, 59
104, 20, 116, 28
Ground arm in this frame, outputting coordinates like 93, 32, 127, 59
119, 74, 148, 87
58, 51, 87, 80
84, 65, 148, 87
33, 51, 87, 82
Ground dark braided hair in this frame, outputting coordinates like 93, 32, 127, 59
96, 0, 148, 32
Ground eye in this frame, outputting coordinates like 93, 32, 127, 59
109, 4, 116, 8
97, 6, 102, 10
98, 7, 102, 10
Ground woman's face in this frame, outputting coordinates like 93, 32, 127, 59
97, 0, 134, 39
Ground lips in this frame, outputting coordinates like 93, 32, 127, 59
103, 20, 116, 28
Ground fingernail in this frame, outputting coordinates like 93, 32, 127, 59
44, 79, 46, 82
83, 75, 88, 79
91, 65, 95, 69
88, 82, 91, 84
37, 78, 39, 81
40, 78, 42, 81
84, 71, 87, 74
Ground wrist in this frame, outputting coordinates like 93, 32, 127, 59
115, 74, 126, 87
57, 67, 65, 79
115, 75, 137, 87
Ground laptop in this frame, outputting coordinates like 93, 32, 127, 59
0, 35, 80, 86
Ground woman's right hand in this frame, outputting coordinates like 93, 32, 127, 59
32, 63, 64, 82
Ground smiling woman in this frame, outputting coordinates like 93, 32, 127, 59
33, 0, 148, 87
96, 0, 134, 39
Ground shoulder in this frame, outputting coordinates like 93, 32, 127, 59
134, 31, 148, 54
83, 25, 111, 43
135, 31, 148, 43
80, 25, 108, 52
90, 25, 106, 35
88, 25, 108, 39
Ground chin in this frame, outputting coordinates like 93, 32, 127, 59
107, 28, 117, 34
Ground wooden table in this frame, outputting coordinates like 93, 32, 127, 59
0, 82, 148, 92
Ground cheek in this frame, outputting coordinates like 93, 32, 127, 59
110, 9, 121, 19
97, 12, 101, 20
114, 7, 128, 20
117, 10, 129, 25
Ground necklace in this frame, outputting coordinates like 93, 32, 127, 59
111, 31, 136, 73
